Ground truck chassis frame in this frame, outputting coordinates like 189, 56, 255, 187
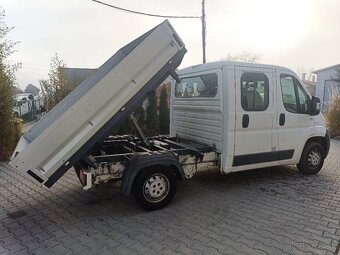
77, 135, 218, 190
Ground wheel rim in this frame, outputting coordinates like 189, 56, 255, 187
307, 149, 321, 169
143, 173, 170, 203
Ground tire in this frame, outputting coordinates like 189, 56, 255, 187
297, 142, 325, 175
133, 166, 177, 211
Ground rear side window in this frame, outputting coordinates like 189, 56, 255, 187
241, 72, 269, 111
175, 73, 218, 98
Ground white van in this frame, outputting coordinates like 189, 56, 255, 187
172, 61, 330, 175
13, 93, 35, 117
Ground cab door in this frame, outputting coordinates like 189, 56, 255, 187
233, 66, 278, 169
276, 72, 314, 164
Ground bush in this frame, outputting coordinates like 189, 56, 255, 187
0, 75, 16, 161
0, 78, 21, 161
40, 54, 68, 110
325, 94, 340, 138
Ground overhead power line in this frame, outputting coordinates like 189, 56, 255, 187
91, 0, 201, 19
91, 0, 206, 63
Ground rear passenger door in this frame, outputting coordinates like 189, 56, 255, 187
233, 66, 278, 168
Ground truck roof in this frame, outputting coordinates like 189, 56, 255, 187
14, 93, 34, 99
177, 61, 293, 75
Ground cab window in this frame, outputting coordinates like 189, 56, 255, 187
175, 73, 218, 98
280, 74, 309, 114
241, 72, 269, 111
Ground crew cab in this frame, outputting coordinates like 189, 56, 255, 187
172, 62, 330, 176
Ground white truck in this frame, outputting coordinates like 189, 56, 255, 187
10, 20, 330, 211
13, 93, 36, 118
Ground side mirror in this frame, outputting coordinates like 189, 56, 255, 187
309, 96, 320, 116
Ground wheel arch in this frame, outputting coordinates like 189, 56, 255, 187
121, 152, 184, 197
13, 111, 20, 117
303, 133, 330, 158
297, 138, 326, 175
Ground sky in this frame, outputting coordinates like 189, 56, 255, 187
1, 0, 340, 90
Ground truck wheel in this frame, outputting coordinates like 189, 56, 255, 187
133, 166, 177, 211
297, 142, 325, 175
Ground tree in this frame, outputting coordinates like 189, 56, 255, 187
0, 9, 21, 160
159, 85, 170, 134
39, 54, 69, 110
11, 85, 23, 95
222, 51, 261, 63
145, 91, 159, 136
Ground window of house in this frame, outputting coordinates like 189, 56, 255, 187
241, 72, 269, 111
175, 73, 218, 98
280, 74, 309, 114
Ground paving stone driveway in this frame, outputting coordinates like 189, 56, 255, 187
1, 140, 340, 255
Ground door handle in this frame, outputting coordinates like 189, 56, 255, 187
242, 114, 249, 128
279, 113, 285, 126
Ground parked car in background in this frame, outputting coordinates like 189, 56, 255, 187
13, 93, 35, 117
12, 93, 42, 121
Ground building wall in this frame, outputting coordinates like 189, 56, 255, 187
315, 68, 339, 111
